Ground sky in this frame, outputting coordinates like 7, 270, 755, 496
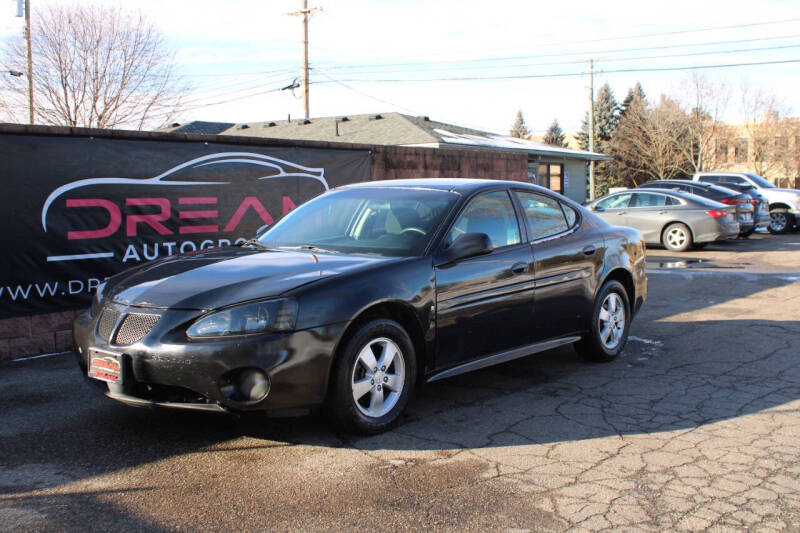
2, 0, 800, 134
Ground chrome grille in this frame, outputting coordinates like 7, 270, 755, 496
97, 308, 121, 341
114, 313, 160, 345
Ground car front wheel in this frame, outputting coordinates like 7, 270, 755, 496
327, 319, 416, 434
575, 280, 630, 362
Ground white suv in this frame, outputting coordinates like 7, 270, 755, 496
692, 172, 800, 234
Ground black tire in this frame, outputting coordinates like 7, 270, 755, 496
739, 228, 755, 238
768, 209, 791, 234
327, 319, 416, 434
574, 280, 631, 363
662, 223, 692, 252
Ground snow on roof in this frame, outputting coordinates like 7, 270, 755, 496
433, 128, 611, 161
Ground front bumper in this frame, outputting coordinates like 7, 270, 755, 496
73, 304, 347, 413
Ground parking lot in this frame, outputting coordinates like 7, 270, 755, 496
1, 232, 799, 532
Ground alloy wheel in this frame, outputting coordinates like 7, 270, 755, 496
769, 212, 789, 233
666, 227, 687, 250
598, 292, 626, 350
350, 337, 405, 418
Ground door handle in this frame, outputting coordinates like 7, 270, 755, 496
616, 211, 627, 215
658, 210, 668, 214
583, 245, 596, 256
510, 262, 527, 274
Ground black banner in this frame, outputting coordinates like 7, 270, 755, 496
0, 134, 371, 318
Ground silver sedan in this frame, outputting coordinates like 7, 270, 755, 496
586, 188, 740, 252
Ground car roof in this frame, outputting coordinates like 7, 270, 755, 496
603, 188, 699, 200
338, 178, 547, 195
641, 180, 738, 195
644, 179, 711, 188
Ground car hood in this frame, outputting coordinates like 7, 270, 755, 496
107, 246, 397, 310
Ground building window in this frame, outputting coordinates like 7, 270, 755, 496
715, 139, 728, 164
537, 163, 564, 193
734, 138, 748, 163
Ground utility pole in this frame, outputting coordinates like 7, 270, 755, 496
15, 0, 33, 124
25, 0, 33, 124
588, 58, 595, 200
288, 1, 319, 120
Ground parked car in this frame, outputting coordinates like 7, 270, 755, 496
74, 179, 647, 434
692, 172, 800, 234
707, 182, 771, 236
586, 188, 739, 252
637, 180, 755, 237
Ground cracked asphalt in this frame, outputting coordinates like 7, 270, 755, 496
2, 232, 799, 532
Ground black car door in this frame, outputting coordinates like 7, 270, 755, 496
434, 190, 535, 370
514, 190, 604, 341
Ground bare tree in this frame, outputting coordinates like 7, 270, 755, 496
0, 4, 186, 129
612, 95, 691, 185
739, 85, 800, 184
676, 73, 731, 173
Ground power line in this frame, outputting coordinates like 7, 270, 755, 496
320, 42, 800, 76
318, 33, 800, 72
182, 74, 299, 106
317, 72, 422, 115
179, 83, 293, 112
314, 58, 800, 84
315, 16, 800, 66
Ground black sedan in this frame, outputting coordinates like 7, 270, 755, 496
74, 179, 647, 434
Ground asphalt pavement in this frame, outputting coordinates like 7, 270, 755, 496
1, 232, 799, 532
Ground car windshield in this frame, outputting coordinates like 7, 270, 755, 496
744, 173, 776, 188
257, 187, 459, 257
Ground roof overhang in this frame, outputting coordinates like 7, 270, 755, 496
418, 128, 612, 161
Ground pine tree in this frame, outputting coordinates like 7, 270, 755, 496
620, 82, 647, 117
577, 83, 620, 198
578, 83, 620, 150
543, 119, 567, 147
509, 109, 530, 138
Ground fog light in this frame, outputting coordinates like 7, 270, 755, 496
221, 368, 270, 403
238, 369, 270, 402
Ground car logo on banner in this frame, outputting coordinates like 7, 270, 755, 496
40, 152, 330, 264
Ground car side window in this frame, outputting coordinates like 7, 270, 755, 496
515, 191, 569, 240
631, 192, 668, 207
561, 203, 577, 227
448, 191, 521, 249
665, 196, 680, 206
596, 193, 632, 210
721, 175, 747, 185
700, 176, 720, 183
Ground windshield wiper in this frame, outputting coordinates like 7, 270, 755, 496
279, 245, 340, 254
239, 239, 271, 250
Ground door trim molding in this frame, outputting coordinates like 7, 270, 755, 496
426, 335, 581, 383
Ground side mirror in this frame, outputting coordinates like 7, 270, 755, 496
436, 232, 492, 265
592, 204, 605, 212
255, 224, 270, 237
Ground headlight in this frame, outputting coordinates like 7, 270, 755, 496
187, 298, 298, 338
91, 282, 107, 316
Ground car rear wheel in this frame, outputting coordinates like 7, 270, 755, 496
575, 280, 630, 363
327, 319, 415, 434
662, 223, 692, 252
768, 209, 791, 234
